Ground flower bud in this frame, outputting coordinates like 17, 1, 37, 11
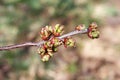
41, 54, 50, 62
47, 48, 53, 56
64, 37, 75, 48
40, 26, 52, 40
89, 22, 98, 31
51, 37, 63, 47
88, 22, 99, 39
45, 26, 53, 33
88, 29, 99, 39
38, 47, 46, 55
44, 41, 53, 48
53, 24, 64, 37
75, 24, 85, 31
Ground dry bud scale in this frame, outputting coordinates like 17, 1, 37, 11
0, 22, 100, 61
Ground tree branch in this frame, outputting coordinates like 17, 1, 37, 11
0, 29, 88, 51
0, 42, 35, 51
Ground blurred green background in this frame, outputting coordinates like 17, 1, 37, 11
0, 0, 120, 80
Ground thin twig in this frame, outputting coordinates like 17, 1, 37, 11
0, 29, 88, 51
58, 29, 88, 39
0, 42, 35, 51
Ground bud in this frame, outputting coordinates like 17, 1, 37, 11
44, 41, 53, 48
89, 22, 98, 31
38, 47, 46, 55
40, 28, 49, 40
41, 54, 50, 62
47, 48, 53, 56
51, 37, 63, 47
88, 29, 99, 39
45, 26, 53, 33
53, 24, 64, 37
64, 37, 75, 48
40, 26, 52, 40
88, 22, 99, 39
75, 24, 85, 31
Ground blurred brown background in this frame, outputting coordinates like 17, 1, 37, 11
0, 0, 120, 80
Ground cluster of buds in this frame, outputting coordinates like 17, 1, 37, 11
40, 24, 64, 41
40, 26, 52, 40
38, 23, 99, 61
64, 37, 75, 48
38, 24, 75, 61
87, 22, 100, 39
53, 24, 64, 37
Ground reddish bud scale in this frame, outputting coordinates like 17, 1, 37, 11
87, 28, 92, 37
87, 31, 93, 39
41, 36, 48, 40
53, 33, 60, 37
50, 37, 55, 44
43, 44, 47, 49
63, 38, 67, 48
